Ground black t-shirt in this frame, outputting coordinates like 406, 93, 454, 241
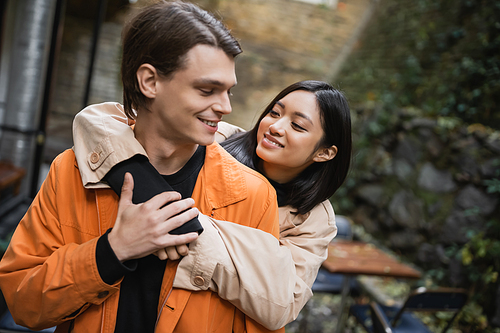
95, 146, 206, 333
266, 177, 289, 207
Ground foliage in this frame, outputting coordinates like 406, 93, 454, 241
338, 0, 500, 128
333, 0, 500, 328
484, 168, 500, 194
459, 218, 500, 323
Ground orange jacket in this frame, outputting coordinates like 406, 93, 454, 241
0, 144, 281, 333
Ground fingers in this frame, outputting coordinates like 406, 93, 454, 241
156, 243, 192, 261
157, 201, 199, 231
156, 249, 168, 260
156, 232, 198, 256
171, 208, 199, 233
144, 191, 183, 211
169, 232, 199, 247
164, 245, 188, 260
165, 246, 181, 260
176, 244, 189, 257
119, 172, 134, 205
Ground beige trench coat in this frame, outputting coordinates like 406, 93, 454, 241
72, 103, 338, 330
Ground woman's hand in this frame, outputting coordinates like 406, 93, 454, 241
155, 244, 190, 260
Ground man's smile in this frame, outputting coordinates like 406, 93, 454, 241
200, 119, 218, 127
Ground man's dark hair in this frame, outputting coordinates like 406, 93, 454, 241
222, 80, 352, 215
121, 1, 242, 118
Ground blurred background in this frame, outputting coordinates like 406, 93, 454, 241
0, 0, 498, 332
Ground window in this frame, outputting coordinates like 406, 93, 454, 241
293, 0, 339, 8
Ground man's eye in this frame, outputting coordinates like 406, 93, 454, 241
200, 89, 213, 95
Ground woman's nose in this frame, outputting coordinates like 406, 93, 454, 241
269, 122, 285, 136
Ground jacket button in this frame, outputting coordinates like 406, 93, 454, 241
97, 291, 109, 298
90, 152, 100, 164
193, 276, 205, 286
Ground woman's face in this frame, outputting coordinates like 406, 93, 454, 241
256, 90, 334, 183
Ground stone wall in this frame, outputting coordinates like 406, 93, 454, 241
339, 104, 500, 324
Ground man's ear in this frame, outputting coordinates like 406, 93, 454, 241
136, 64, 158, 99
313, 145, 338, 163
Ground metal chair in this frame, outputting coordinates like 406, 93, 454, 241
310, 215, 361, 333
350, 287, 468, 333
311, 215, 358, 294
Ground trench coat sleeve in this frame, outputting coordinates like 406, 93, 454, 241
277, 200, 338, 304
174, 201, 337, 330
0, 153, 120, 331
214, 121, 245, 142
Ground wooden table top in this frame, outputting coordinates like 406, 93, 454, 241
322, 241, 422, 279
0, 162, 25, 189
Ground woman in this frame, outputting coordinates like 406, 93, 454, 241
72, 80, 352, 329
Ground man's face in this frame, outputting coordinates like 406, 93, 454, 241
149, 44, 237, 147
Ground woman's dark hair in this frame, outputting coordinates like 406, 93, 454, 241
222, 80, 352, 215
121, 1, 242, 119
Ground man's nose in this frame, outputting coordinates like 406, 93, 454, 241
213, 93, 232, 115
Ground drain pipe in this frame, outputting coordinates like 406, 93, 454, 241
0, 0, 57, 196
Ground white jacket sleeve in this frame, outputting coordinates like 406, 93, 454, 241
214, 121, 245, 142
278, 201, 337, 291
174, 202, 337, 330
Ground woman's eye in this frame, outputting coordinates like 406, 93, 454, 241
292, 122, 306, 131
269, 110, 280, 117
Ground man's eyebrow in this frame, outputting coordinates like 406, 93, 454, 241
195, 78, 237, 88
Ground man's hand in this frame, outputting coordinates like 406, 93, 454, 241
108, 172, 199, 262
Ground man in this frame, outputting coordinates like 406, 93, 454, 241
0, 2, 280, 332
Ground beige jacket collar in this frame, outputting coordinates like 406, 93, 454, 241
73, 102, 145, 189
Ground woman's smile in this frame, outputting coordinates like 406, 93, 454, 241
262, 134, 284, 148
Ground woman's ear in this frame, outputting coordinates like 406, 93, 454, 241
313, 145, 338, 163
136, 64, 158, 99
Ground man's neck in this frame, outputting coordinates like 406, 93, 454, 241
134, 122, 198, 176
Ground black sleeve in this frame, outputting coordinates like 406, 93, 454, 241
96, 229, 137, 285
102, 154, 203, 235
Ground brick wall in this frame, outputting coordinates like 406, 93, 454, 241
211, 0, 372, 127
45, 0, 373, 159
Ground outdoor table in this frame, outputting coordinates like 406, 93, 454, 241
0, 162, 25, 200
321, 240, 422, 333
